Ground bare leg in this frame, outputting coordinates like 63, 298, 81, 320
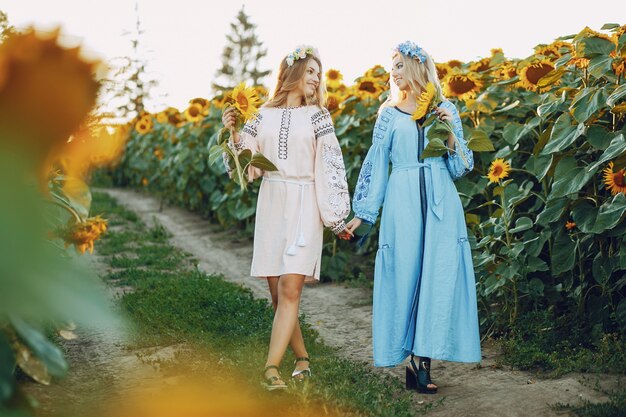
264, 274, 306, 380
267, 277, 309, 362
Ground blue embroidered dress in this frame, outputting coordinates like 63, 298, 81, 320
353, 101, 481, 366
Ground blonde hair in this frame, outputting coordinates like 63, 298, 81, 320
386, 50, 445, 108
265, 55, 326, 108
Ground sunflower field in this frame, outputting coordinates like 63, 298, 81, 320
110, 24, 626, 354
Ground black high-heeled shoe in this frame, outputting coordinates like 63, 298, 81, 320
405, 355, 438, 394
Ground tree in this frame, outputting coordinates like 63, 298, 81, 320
102, 1, 157, 122
0, 10, 16, 42
212, 6, 270, 94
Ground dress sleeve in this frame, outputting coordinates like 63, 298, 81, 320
312, 108, 351, 235
443, 101, 474, 181
222, 112, 263, 181
352, 107, 394, 225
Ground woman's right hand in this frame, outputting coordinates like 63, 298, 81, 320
221, 106, 237, 130
345, 217, 362, 236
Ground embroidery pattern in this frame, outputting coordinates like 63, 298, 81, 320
278, 109, 291, 159
322, 143, 350, 220
242, 113, 262, 138
354, 160, 373, 203
312, 109, 335, 140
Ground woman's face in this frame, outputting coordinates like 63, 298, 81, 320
298, 58, 321, 98
391, 55, 409, 91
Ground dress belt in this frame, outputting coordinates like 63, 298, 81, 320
262, 177, 315, 256
391, 162, 447, 220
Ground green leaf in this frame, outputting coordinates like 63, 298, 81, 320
527, 256, 549, 273
601, 23, 620, 30
585, 125, 613, 150
493, 100, 520, 114
238, 149, 252, 169
217, 127, 230, 145
591, 193, 626, 233
592, 252, 614, 285
527, 278, 545, 297
526, 154, 553, 181
208, 144, 227, 167
0, 333, 15, 402
537, 97, 566, 119
549, 157, 599, 200
607, 84, 626, 108
587, 55, 613, 79
537, 198, 568, 226
502, 117, 540, 146
588, 134, 626, 172
551, 231, 576, 275
422, 138, 448, 158
509, 216, 533, 233
569, 87, 608, 124
10, 316, 68, 378
250, 153, 278, 171
467, 129, 495, 152
576, 36, 616, 58
537, 66, 567, 88
541, 113, 586, 154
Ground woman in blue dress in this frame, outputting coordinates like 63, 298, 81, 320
345, 42, 481, 394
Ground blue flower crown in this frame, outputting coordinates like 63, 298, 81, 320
395, 41, 427, 63
285, 45, 316, 67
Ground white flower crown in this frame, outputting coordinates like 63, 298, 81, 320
285, 45, 317, 67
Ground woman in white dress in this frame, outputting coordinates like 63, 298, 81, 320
222, 46, 352, 390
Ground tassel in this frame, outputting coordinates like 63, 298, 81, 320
286, 244, 298, 256
297, 233, 306, 247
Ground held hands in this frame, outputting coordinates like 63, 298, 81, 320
337, 228, 353, 241
345, 217, 362, 237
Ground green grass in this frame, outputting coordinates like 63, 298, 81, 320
91, 191, 433, 417
498, 310, 626, 377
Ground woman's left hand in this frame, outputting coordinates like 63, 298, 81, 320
434, 106, 453, 122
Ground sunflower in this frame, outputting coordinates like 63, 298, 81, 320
611, 24, 626, 45
535, 41, 573, 60
487, 158, 511, 184
135, 115, 153, 134
491, 48, 504, 56
365, 65, 390, 83
612, 56, 625, 77
447, 59, 463, 68
518, 59, 558, 93
469, 57, 492, 73
153, 146, 164, 160
603, 161, 626, 195
156, 111, 168, 124
326, 91, 343, 112
254, 85, 269, 98
494, 61, 518, 81
442, 71, 483, 101
325, 68, 343, 89
435, 63, 452, 80
60, 216, 108, 255
142, 178, 149, 186
565, 221, 576, 231
184, 103, 204, 123
353, 76, 383, 100
228, 82, 261, 121
412, 82, 436, 121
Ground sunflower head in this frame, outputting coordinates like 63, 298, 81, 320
435, 63, 452, 80
447, 59, 463, 68
487, 158, 511, 184
518, 59, 558, 93
135, 115, 153, 134
353, 76, 383, 101
442, 71, 483, 101
156, 112, 168, 124
325, 68, 343, 90
326, 91, 343, 112
603, 161, 626, 195
228, 82, 261, 121
469, 57, 492, 73
184, 103, 203, 123
494, 61, 518, 81
412, 82, 436, 121
0, 28, 101, 159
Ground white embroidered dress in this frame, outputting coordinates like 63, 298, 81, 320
225, 105, 350, 282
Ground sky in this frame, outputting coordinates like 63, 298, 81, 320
3, 0, 625, 112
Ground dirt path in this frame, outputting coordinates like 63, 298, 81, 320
100, 187, 621, 417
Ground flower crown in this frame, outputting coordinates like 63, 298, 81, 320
286, 45, 316, 67
395, 41, 427, 63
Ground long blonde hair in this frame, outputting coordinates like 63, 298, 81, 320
265, 54, 326, 108
387, 50, 445, 107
